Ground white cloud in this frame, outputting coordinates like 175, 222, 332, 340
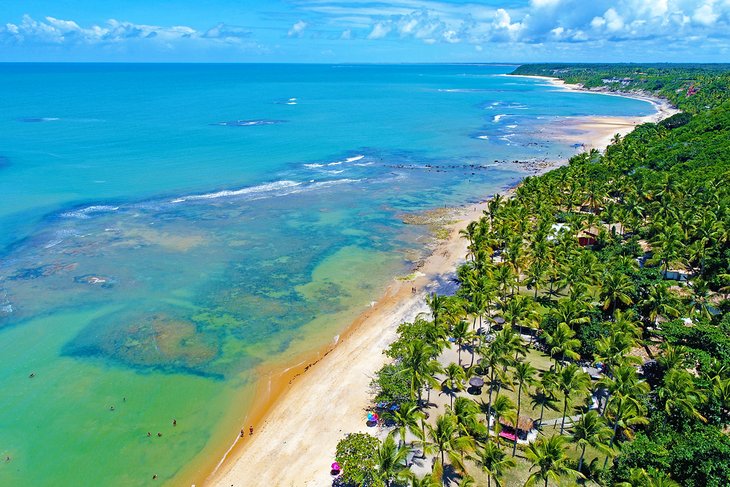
288, 20, 308, 37
367, 22, 391, 39
340, 29, 352, 39
1, 15, 252, 47
693, 3, 719, 25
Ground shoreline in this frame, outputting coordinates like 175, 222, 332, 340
204, 167, 557, 487
203, 78, 678, 487
508, 74, 681, 152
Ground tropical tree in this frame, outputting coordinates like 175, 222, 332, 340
393, 404, 424, 448
615, 467, 681, 487
425, 414, 475, 484
599, 271, 635, 315
532, 369, 559, 427
555, 364, 591, 434
451, 319, 476, 366
490, 395, 517, 442
473, 441, 516, 487
543, 322, 581, 366
400, 340, 441, 404
569, 410, 613, 473
524, 435, 583, 487
441, 362, 466, 409
512, 361, 538, 456
374, 433, 410, 486
657, 368, 708, 422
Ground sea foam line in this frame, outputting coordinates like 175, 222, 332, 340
171, 180, 302, 203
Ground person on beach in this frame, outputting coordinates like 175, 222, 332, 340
240, 429, 245, 438
249, 425, 254, 436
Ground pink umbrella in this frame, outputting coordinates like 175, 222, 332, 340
331, 462, 341, 470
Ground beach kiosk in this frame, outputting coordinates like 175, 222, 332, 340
498, 415, 538, 444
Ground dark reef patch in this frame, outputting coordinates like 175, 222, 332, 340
62, 307, 225, 379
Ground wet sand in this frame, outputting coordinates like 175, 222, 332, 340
511, 74, 681, 152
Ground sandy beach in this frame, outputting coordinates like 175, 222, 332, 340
510, 75, 681, 152
206, 80, 679, 487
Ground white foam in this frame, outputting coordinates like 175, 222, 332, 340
304, 163, 325, 168
493, 114, 506, 123
477, 135, 489, 140
345, 155, 365, 163
171, 180, 302, 203
61, 205, 119, 219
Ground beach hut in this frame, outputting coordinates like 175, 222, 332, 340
498, 416, 538, 444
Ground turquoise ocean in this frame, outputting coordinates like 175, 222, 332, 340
0, 64, 653, 485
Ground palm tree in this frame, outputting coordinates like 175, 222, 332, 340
490, 395, 517, 443
555, 364, 591, 434
569, 410, 613, 474
441, 362, 466, 409
658, 368, 707, 422
409, 473, 441, 487
452, 397, 484, 439
400, 340, 441, 404
375, 433, 410, 486
532, 369, 559, 428
640, 282, 680, 325
615, 468, 681, 487
425, 414, 475, 484
603, 398, 649, 469
599, 271, 635, 315
524, 435, 583, 487
543, 322, 581, 366
394, 404, 424, 448
597, 364, 649, 419
649, 224, 685, 274
473, 441, 516, 487
712, 375, 730, 425
452, 320, 476, 366
512, 361, 538, 456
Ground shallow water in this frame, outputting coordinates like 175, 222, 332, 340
0, 64, 653, 485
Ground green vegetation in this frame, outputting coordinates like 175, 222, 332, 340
335, 64, 730, 486
511, 63, 730, 113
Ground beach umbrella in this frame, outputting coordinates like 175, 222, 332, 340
469, 377, 485, 388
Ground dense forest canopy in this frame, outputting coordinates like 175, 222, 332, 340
512, 63, 730, 113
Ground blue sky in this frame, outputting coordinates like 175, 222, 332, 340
1, 0, 729, 62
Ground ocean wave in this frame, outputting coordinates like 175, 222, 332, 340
493, 114, 507, 123
303, 163, 325, 168
322, 170, 345, 175
171, 180, 302, 203
477, 135, 489, 140
211, 119, 286, 127
61, 205, 120, 219
19, 117, 60, 123
328, 155, 365, 166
